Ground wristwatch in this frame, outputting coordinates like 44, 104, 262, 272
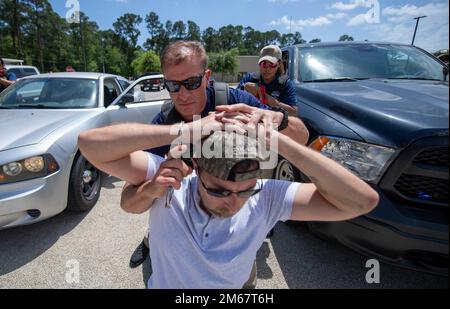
270, 106, 289, 131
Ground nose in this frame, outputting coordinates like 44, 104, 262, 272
177, 85, 191, 102
228, 193, 240, 206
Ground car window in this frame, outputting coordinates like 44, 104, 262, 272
104, 78, 121, 107
7, 68, 25, 78
22, 68, 39, 76
119, 80, 130, 91
299, 44, 447, 82
118, 78, 170, 105
0, 78, 99, 108
386, 47, 445, 80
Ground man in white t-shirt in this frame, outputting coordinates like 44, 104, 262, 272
78, 114, 380, 289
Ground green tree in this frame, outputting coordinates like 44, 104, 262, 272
172, 20, 186, 40
113, 13, 143, 76
186, 20, 201, 41
208, 48, 238, 75
339, 34, 354, 41
309, 38, 321, 43
202, 27, 219, 53
144, 11, 162, 51
131, 50, 161, 76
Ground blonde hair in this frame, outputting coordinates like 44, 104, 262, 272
161, 41, 208, 72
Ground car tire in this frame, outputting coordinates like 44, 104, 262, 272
67, 154, 103, 212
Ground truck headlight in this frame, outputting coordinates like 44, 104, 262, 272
310, 137, 397, 184
0, 154, 60, 185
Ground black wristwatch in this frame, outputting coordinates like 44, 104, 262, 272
270, 106, 289, 131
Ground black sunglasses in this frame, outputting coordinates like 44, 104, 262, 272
164, 73, 204, 93
198, 174, 263, 198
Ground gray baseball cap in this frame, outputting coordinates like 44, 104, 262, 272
258, 45, 282, 64
195, 131, 270, 182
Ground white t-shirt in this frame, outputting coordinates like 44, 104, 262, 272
145, 153, 300, 289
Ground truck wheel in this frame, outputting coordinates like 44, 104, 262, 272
273, 158, 297, 181
67, 154, 103, 212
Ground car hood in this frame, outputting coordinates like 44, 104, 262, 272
0, 110, 97, 151
299, 79, 449, 147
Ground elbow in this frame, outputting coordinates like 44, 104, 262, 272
358, 190, 380, 216
77, 131, 90, 157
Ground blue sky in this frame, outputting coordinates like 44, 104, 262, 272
50, 0, 449, 53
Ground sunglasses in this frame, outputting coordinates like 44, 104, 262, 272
198, 174, 263, 198
259, 61, 278, 69
164, 74, 204, 93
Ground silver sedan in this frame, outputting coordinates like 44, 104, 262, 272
0, 72, 169, 229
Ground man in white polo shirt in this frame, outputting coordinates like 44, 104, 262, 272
78, 115, 380, 289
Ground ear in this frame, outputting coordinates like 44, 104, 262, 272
204, 69, 212, 82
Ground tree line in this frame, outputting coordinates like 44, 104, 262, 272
0, 1, 355, 77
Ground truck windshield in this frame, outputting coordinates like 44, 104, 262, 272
299, 44, 448, 83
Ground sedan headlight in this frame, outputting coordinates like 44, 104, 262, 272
310, 137, 397, 183
0, 154, 60, 185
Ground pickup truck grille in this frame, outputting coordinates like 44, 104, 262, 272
380, 138, 449, 212
395, 174, 448, 203
413, 147, 449, 167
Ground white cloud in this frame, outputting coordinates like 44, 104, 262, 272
346, 13, 368, 26
328, 0, 366, 11
363, 2, 449, 52
269, 13, 347, 30
115, 0, 128, 3
382, 2, 448, 23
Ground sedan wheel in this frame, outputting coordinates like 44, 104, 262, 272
67, 154, 103, 212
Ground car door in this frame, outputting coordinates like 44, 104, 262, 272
106, 75, 169, 125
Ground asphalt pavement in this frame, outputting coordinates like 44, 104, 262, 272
0, 176, 448, 289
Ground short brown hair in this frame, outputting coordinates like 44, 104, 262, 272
161, 41, 208, 72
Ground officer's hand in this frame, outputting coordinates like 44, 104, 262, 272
216, 104, 282, 133
243, 83, 261, 98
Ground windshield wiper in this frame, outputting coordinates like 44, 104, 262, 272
388, 77, 442, 81
303, 77, 359, 83
15, 104, 63, 109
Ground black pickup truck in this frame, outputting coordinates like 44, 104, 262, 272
280, 42, 449, 275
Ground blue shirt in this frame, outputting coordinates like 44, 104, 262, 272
0, 71, 17, 92
148, 85, 268, 157
237, 73, 298, 106
7, 71, 17, 81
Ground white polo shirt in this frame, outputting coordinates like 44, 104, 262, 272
145, 153, 300, 289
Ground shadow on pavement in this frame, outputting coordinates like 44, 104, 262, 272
256, 241, 273, 280
270, 221, 449, 289
0, 209, 91, 277
0, 179, 119, 277
102, 175, 124, 189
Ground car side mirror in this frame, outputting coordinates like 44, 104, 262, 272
443, 66, 449, 80
118, 93, 134, 106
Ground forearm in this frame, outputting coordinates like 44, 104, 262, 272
78, 123, 176, 165
0, 78, 14, 87
266, 95, 297, 116
280, 116, 309, 145
121, 181, 159, 214
277, 133, 379, 213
